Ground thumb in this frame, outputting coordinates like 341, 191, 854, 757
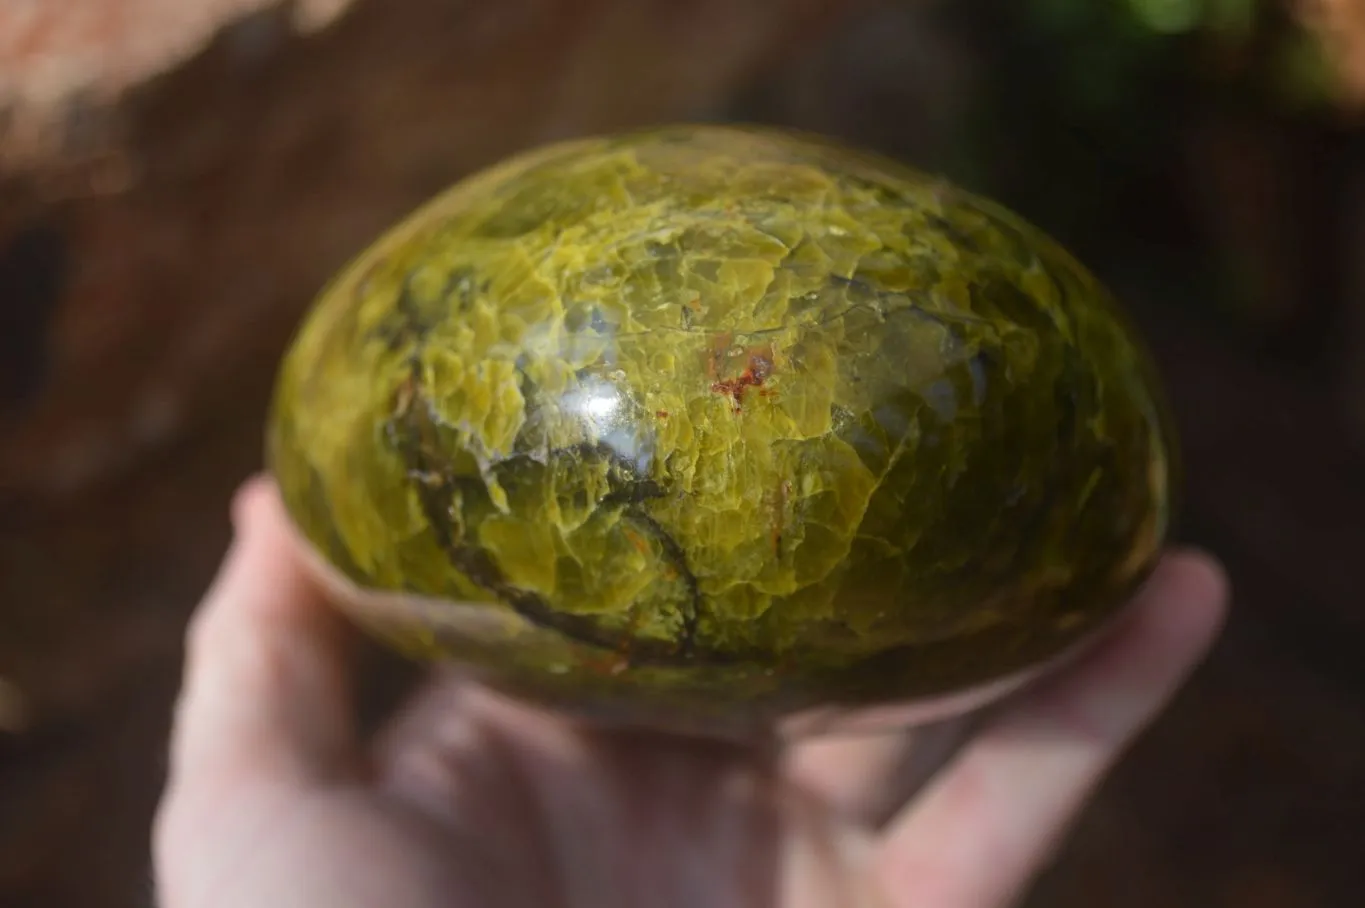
165, 475, 360, 796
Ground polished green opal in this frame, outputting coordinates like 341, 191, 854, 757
268, 124, 1174, 733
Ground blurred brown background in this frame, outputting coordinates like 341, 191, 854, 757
2, 1, 1364, 905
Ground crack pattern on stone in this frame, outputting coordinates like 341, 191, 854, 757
267, 124, 1173, 713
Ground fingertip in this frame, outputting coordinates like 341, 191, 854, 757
194, 478, 323, 646
1156, 546, 1230, 604
230, 473, 278, 533
1120, 547, 1231, 677
1027, 547, 1231, 733
228, 475, 308, 575
1160, 547, 1231, 628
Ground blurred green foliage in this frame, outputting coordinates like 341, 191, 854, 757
1028, 0, 1337, 110
938, 0, 1342, 321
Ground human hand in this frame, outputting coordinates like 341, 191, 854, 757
153, 477, 1227, 908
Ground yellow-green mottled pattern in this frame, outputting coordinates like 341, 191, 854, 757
268, 124, 1173, 723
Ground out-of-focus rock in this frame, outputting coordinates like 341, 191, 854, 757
0, 0, 351, 171
0, 0, 860, 501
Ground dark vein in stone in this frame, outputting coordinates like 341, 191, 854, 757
380, 293, 713, 664
501, 441, 703, 657
368, 273, 443, 351
621, 508, 702, 656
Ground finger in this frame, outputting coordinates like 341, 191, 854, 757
370, 668, 480, 810
166, 475, 359, 795
373, 674, 589, 825
785, 731, 916, 822
873, 550, 1229, 908
784, 717, 979, 827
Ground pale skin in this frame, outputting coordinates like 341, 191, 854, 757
153, 476, 1229, 908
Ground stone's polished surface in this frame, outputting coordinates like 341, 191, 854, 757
267, 124, 1174, 735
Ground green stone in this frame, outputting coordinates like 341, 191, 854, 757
267, 124, 1174, 734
